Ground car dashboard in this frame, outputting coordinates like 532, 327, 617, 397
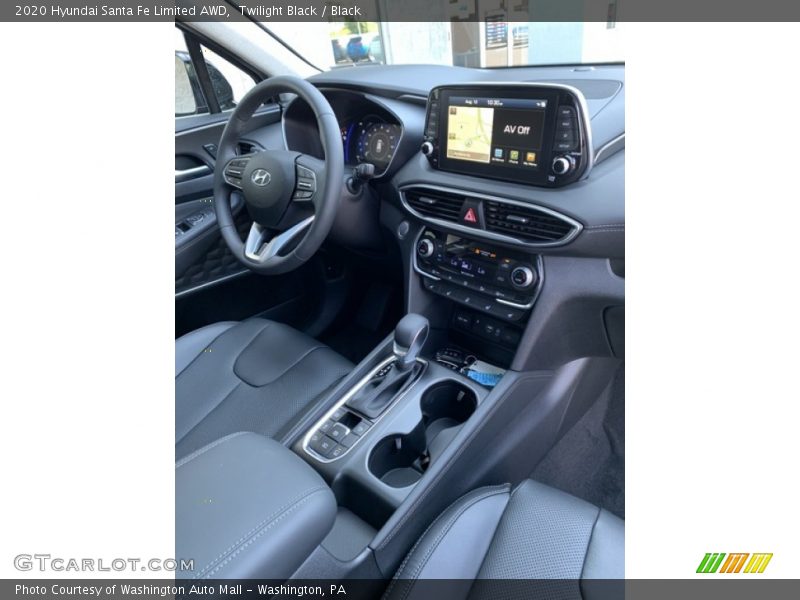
270, 63, 624, 263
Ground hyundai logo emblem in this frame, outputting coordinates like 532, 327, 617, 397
251, 169, 272, 186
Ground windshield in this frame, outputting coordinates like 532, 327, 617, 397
267, 21, 624, 71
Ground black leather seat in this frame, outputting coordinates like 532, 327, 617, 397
385, 480, 624, 599
176, 432, 337, 579
175, 319, 352, 459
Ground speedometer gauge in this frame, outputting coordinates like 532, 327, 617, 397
355, 120, 401, 171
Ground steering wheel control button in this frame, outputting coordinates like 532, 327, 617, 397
294, 165, 317, 202
296, 165, 314, 178
223, 159, 249, 188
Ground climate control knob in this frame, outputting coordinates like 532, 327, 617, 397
420, 141, 434, 156
417, 238, 435, 258
510, 265, 536, 289
552, 155, 575, 176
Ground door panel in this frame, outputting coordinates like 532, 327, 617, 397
175, 107, 281, 296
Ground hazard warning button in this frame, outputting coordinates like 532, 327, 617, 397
459, 202, 482, 227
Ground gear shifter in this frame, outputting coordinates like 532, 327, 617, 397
346, 314, 429, 419
393, 313, 429, 371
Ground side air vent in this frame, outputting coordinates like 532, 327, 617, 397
404, 188, 465, 222
484, 200, 576, 243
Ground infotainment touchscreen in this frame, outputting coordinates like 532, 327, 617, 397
423, 84, 590, 187
445, 96, 547, 169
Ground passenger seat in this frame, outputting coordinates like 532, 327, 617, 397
384, 479, 623, 599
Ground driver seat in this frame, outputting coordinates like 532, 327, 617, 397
175, 319, 352, 460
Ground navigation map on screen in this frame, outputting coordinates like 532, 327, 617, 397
445, 96, 547, 168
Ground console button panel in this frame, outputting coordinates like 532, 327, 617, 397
451, 308, 522, 348
306, 408, 371, 461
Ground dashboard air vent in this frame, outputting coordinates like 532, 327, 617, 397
402, 186, 580, 246
237, 141, 263, 155
484, 200, 576, 244
404, 188, 465, 222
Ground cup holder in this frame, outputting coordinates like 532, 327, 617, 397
368, 381, 477, 488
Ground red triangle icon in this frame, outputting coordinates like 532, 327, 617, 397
463, 207, 478, 223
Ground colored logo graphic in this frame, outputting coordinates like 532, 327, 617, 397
696, 553, 773, 574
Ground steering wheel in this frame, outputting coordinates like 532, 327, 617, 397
213, 76, 343, 275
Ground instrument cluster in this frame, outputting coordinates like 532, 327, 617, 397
341, 115, 402, 173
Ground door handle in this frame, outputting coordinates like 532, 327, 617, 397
175, 165, 212, 183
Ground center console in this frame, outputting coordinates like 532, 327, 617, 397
293, 314, 488, 529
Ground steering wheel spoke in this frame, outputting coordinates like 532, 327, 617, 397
243, 217, 315, 264
222, 154, 254, 189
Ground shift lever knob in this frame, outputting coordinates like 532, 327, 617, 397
393, 314, 429, 371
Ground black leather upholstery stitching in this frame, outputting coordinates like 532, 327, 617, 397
383, 485, 510, 600
227, 320, 273, 383
175, 322, 237, 378
578, 506, 604, 585
175, 381, 242, 447
233, 344, 331, 388
465, 481, 527, 580
191, 485, 328, 580
226, 319, 337, 388
175, 431, 249, 468
200, 490, 326, 579
176, 320, 269, 443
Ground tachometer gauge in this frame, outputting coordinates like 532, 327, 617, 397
355, 120, 401, 172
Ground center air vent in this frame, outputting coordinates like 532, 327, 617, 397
484, 201, 576, 243
404, 188, 465, 221
401, 186, 581, 247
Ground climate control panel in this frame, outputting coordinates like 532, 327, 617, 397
414, 229, 541, 322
